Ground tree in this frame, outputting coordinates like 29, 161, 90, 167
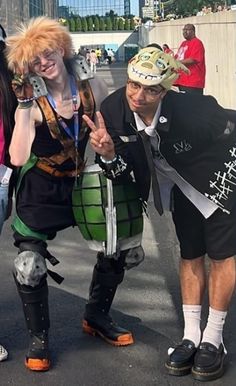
69, 18, 76, 32
118, 18, 124, 30
75, 17, 82, 31
130, 18, 135, 30
99, 17, 105, 31
112, 17, 118, 31
124, 18, 130, 30
105, 16, 112, 31
87, 16, 94, 31
105, 10, 117, 20
94, 16, 100, 31
58, 18, 68, 26
172, 0, 206, 16
81, 17, 88, 32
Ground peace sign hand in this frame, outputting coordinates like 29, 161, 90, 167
83, 111, 116, 160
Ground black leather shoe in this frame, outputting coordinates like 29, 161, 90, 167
165, 339, 197, 376
192, 342, 226, 381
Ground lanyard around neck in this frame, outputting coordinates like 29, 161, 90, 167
47, 75, 80, 148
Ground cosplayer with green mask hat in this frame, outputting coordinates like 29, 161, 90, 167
127, 46, 189, 89
83, 46, 236, 382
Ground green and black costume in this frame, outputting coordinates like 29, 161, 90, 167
13, 78, 134, 362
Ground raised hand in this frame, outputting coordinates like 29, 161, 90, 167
12, 73, 35, 103
83, 111, 115, 160
11, 62, 33, 104
12, 62, 48, 106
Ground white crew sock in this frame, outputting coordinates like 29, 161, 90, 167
182, 304, 202, 347
201, 307, 227, 349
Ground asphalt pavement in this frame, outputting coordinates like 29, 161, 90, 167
0, 63, 235, 386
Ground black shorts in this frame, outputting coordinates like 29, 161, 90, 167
172, 186, 236, 260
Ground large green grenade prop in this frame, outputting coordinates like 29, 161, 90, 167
72, 164, 143, 252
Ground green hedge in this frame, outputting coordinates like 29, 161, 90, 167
59, 15, 137, 32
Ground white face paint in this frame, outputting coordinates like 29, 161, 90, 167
14, 251, 47, 287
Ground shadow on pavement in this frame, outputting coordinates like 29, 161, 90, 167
0, 193, 235, 384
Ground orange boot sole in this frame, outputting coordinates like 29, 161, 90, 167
25, 357, 50, 371
82, 319, 134, 346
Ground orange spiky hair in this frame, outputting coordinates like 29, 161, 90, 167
6, 16, 73, 72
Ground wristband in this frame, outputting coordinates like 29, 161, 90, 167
17, 97, 35, 103
18, 100, 34, 109
99, 154, 127, 179
100, 155, 117, 164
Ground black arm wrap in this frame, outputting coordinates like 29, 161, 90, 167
99, 154, 128, 179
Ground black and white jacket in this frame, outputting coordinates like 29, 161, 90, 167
99, 87, 236, 214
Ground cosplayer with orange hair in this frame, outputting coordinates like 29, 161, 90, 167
7, 17, 73, 72
6, 17, 137, 372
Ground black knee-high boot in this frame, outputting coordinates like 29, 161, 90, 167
83, 253, 134, 346
14, 276, 50, 371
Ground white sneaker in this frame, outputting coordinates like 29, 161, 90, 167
0, 345, 8, 361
